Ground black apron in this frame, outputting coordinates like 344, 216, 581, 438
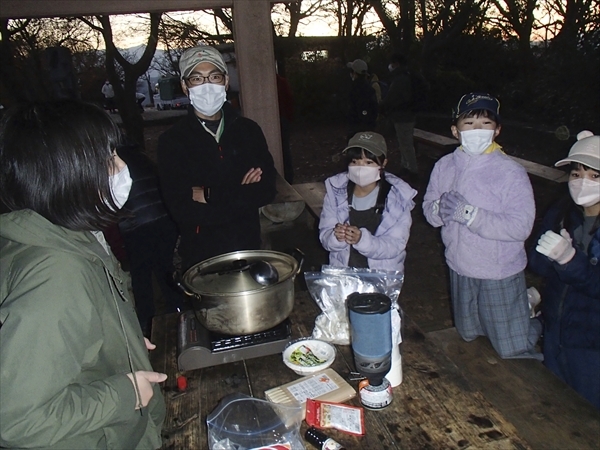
348, 206, 382, 268
346, 179, 391, 268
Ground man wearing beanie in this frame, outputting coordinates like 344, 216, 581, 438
157, 45, 276, 270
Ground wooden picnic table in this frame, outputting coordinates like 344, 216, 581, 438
151, 290, 534, 449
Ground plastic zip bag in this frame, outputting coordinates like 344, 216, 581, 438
207, 393, 304, 450
304, 266, 404, 345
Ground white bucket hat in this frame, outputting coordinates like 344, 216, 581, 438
555, 130, 600, 171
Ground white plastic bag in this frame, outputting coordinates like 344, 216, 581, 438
304, 266, 404, 345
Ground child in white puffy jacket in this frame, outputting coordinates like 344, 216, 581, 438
319, 131, 417, 272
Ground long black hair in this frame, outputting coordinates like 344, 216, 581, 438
0, 99, 123, 230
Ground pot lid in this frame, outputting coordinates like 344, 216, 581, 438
182, 250, 299, 295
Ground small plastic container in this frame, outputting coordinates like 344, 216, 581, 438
282, 337, 336, 376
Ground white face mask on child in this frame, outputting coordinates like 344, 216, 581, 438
569, 178, 600, 207
460, 129, 495, 156
109, 165, 132, 210
348, 165, 381, 187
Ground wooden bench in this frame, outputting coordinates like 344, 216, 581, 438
508, 155, 569, 183
292, 182, 325, 219
427, 327, 600, 449
413, 128, 569, 183
413, 127, 459, 150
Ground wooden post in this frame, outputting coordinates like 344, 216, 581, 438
232, 0, 283, 175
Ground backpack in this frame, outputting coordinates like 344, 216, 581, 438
409, 71, 429, 112
371, 79, 389, 101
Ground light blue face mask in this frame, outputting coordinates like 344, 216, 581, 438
459, 129, 495, 156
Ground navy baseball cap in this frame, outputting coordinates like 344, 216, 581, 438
453, 93, 500, 119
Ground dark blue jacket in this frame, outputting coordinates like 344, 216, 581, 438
529, 201, 600, 350
117, 145, 173, 234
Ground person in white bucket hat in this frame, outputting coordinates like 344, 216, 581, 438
528, 130, 600, 410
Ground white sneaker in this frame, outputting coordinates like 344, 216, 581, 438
527, 287, 541, 318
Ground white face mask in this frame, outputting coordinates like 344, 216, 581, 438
459, 129, 495, 156
348, 165, 381, 187
569, 178, 600, 207
109, 165, 132, 210
388, 64, 395, 73
188, 83, 227, 117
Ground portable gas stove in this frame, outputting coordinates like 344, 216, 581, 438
177, 310, 292, 371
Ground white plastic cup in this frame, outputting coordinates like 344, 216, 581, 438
386, 344, 403, 387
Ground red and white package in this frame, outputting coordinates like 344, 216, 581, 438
305, 398, 365, 436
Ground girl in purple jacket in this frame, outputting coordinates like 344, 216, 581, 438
319, 131, 417, 273
423, 93, 542, 360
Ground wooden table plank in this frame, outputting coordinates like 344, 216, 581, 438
428, 327, 600, 450
292, 182, 326, 219
151, 291, 532, 449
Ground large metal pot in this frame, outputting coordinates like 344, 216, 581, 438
178, 250, 303, 335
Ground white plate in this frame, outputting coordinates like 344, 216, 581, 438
282, 338, 336, 376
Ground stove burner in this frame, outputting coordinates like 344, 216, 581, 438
210, 321, 292, 352
177, 310, 293, 371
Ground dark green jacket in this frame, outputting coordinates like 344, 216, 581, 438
0, 210, 165, 449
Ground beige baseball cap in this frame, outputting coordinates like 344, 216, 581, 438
343, 131, 388, 157
346, 59, 368, 74
555, 130, 600, 171
179, 45, 228, 80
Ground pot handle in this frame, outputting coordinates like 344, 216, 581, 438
286, 248, 305, 275
172, 270, 196, 298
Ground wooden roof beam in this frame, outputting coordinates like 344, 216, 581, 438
0, 0, 288, 19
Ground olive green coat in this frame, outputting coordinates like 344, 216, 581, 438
0, 210, 165, 449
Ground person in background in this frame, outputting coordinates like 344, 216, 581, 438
117, 144, 184, 337
276, 70, 295, 184
0, 99, 166, 449
136, 92, 146, 112
157, 45, 276, 271
346, 59, 378, 140
422, 92, 542, 361
528, 130, 600, 410
102, 79, 116, 113
380, 54, 418, 177
319, 131, 416, 272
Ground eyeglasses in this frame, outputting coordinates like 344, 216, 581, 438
185, 73, 226, 86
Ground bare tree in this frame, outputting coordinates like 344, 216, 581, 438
154, 11, 234, 77
320, 0, 374, 36
271, 1, 335, 37
544, 0, 600, 51
80, 13, 161, 148
487, 0, 538, 58
0, 18, 101, 104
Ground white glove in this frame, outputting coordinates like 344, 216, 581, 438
536, 229, 575, 265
